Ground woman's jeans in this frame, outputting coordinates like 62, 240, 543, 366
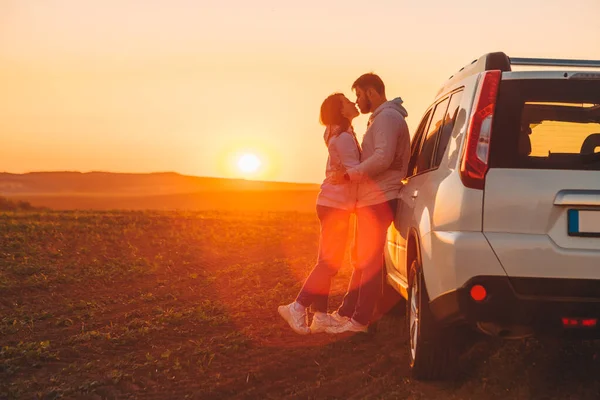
296, 205, 351, 312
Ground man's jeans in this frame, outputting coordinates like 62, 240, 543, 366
338, 199, 397, 325
296, 205, 351, 312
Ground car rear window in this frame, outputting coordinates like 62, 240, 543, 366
490, 79, 600, 170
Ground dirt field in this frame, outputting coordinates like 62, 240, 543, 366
5, 191, 320, 213
1, 211, 599, 399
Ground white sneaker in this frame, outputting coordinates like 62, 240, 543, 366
278, 302, 310, 335
310, 313, 336, 333
325, 318, 368, 334
330, 311, 351, 324
311, 311, 352, 333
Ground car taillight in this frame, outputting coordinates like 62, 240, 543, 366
562, 318, 580, 327
582, 318, 598, 327
460, 70, 501, 190
562, 318, 598, 328
470, 284, 487, 302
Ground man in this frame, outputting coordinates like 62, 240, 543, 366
327, 73, 410, 333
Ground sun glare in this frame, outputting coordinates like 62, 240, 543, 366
237, 153, 261, 175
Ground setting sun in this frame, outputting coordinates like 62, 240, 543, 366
237, 153, 262, 175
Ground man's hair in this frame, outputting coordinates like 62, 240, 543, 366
352, 73, 385, 96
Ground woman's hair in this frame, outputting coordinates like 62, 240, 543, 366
319, 93, 350, 131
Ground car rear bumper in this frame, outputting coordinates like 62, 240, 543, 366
429, 276, 600, 338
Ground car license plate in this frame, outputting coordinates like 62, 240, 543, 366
568, 210, 600, 237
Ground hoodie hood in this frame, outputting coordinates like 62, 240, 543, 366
370, 97, 408, 122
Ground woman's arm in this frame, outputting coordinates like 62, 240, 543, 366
330, 132, 360, 171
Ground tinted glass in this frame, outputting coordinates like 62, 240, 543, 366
490, 80, 600, 170
406, 110, 432, 177
415, 98, 449, 174
433, 91, 464, 167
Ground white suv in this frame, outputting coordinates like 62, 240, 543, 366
384, 52, 600, 379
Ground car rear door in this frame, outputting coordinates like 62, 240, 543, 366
483, 77, 600, 282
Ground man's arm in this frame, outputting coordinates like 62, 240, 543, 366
346, 110, 407, 181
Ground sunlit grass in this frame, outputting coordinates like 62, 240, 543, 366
0, 210, 598, 399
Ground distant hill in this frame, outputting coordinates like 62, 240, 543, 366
0, 172, 320, 195
0, 172, 320, 212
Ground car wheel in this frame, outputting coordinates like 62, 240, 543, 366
408, 259, 458, 380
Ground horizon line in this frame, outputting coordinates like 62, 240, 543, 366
0, 170, 322, 186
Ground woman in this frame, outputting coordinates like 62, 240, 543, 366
278, 93, 361, 335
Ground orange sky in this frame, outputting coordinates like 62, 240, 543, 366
1, 0, 600, 183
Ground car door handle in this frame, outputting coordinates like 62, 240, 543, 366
554, 190, 600, 206
411, 190, 419, 199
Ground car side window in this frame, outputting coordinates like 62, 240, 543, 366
415, 98, 450, 174
406, 110, 432, 177
433, 91, 464, 168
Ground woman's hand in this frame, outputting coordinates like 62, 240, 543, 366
328, 167, 347, 185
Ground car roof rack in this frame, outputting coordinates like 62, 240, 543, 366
438, 52, 600, 97
510, 57, 600, 68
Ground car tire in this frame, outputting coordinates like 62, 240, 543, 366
407, 259, 458, 380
